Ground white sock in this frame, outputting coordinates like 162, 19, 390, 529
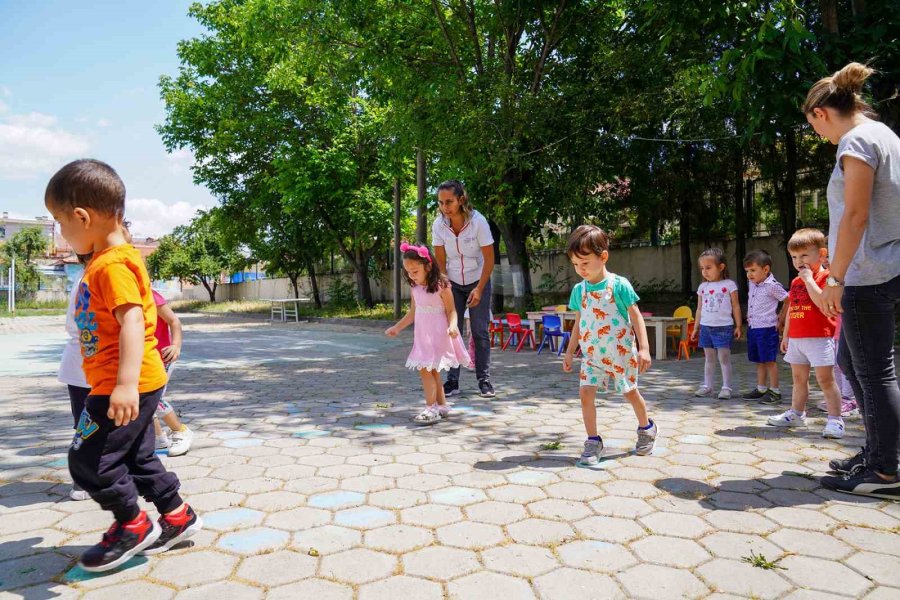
790, 408, 805, 417
771, 387, 781, 394
757, 385, 767, 393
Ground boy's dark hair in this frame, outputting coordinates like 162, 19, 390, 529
402, 247, 448, 294
699, 247, 729, 278
45, 159, 125, 218
566, 225, 610, 258
743, 249, 773, 269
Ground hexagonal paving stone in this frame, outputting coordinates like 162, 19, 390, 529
481, 544, 559, 578
203, 507, 265, 531
265, 506, 331, 531
267, 579, 353, 600
284, 476, 340, 495
834, 526, 900, 556
236, 550, 317, 586
768, 528, 853, 560
80, 581, 175, 600
846, 552, 900, 587
292, 525, 362, 555
174, 581, 263, 600
701, 510, 778, 534
0, 509, 65, 534
436, 521, 504, 549
243, 491, 305, 511
824, 504, 899, 529
465, 500, 528, 525
699, 531, 783, 560
448, 571, 536, 600
557, 540, 638, 572
307, 490, 366, 509
639, 512, 710, 538
631, 535, 711, 568
779, 555, 873, 596
334, 506, 397, 529
151, 550, 238, 586
545, 482, 603, 502
320, 548, 397, 584
401, 504, 464, 527
601, 481, 661, 498
507, 518, 575, 546
488, 484, 547, 503
0, 552, 73, 592
588, 496, 654, 518
574, 515, 645, 543
217, 527, 290, 555
397, 474, 451, 491
403, 546, 480, 580
695, 558, 791, 599
528, 498, 592, 521
430, 486, 488, 506
534, 567, 625, 599
369, 488, 427, 509
358, 575, 443, 600
617, 564, 708, 599
765, 507, 837, 532
365, 524, 434, 553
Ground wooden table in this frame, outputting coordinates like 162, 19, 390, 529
266, 298, 309, 322
642, 316, 688, 360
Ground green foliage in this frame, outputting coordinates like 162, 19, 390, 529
326, 276, 360, 309
742, 551, 786, 570
0, 226, 50, 299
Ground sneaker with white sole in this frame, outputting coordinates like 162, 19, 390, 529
635, 422, 658, 456
822, 419, 845, 439
79, 512, 160, 572
443, 380, 460, 397
694, 386, 712, 397
717, 388, 732, 400
578, 438, 604, 466
69, 486, 90, 501
767, 409, 807, 427
414, 405, 441, 425
155, 435, 170, 451
821, 468, 900, 500
167, 426, 193, 457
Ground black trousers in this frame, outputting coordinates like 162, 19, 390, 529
68, 387, 182, 522
68, 384, 90, 427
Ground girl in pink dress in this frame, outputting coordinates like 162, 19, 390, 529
386, 242, 471, 424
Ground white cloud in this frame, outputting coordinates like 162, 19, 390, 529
125, 197, 211, 238
0, 110, 90, 180
96, 118, 111, 127
166, 148, 195, 174
0, 100, 8, 114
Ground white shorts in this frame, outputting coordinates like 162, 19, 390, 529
784, 337, 835, 368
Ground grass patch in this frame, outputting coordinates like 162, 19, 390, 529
540, 440, 562, 451
0, 298, 68, 317
171, 299, 407, 321
742, 551, 786, 570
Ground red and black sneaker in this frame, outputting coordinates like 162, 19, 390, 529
79, 511, 160, 572
140, 504, 203, 556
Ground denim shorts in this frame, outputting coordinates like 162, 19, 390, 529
699, 325, 733, 349
747, 326, 779, 363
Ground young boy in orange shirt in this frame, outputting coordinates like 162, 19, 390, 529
45, 159, 201, 572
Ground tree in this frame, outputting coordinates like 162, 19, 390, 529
0, 226, 49, 299
147, 211, 244, 302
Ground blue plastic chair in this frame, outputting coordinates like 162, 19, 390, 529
537, 314, 570, 356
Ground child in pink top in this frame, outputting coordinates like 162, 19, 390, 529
152, 290, 194, 456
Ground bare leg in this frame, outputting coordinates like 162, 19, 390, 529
153, 417, 163, 437
623, 388, 650, 428
814, 366, 842, 418
162, 411, 184, 432
766, 361, 780, 389
790, 364, 811, 413
433, 371, 447, 406
580, 386, 599, 437
756, 363, 767, 387
419, 369, 437, 407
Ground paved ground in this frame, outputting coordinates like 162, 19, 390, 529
1, 314, 898, 600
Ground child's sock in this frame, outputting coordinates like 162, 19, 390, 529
827, 415, 844, 423
757, 385, 768, 393
638, 420, 654, 430
588, 435, 602, 441
790, 408, 805, 417
770, 387, 781, 394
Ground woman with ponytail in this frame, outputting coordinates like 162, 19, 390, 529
805, 63, 900, 499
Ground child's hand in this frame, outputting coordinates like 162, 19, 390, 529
798, 265, 813, 282
690, 326, 699, 342
109, 384, 139, 427
638, 349, 652, 373
160, 344, 181, 364
447, 324, 460, 338
733, 326, 742, 340
780, 337, 789, 354
563, 352, 573, 373
385, 326, 398, 337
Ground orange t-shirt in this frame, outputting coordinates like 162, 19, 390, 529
75, 244, 168, 395
787, 267, 836, 339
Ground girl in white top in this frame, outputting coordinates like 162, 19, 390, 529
690, 248, 742, 399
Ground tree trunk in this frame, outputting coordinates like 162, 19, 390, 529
306, 257, 322, 308
416, 149, 428, 244
778, 133, 799, 282
497, 217, 533, 309
679, 196, 692, 296
733, 150, 748, 303
820, 0, 839, 33
289, 274, 301, 299
202, 279, 217, 303
489, 219, 504, 314
355, 263, 375, 308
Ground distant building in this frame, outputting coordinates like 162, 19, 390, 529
0, 212, 56, 251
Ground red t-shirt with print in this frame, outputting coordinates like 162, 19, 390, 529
788, 268, 836, 338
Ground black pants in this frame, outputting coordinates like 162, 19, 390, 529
68, 385, 90, 428
68, 387, 182, 522
446, 280, 492, 384
838, 273, 900, 476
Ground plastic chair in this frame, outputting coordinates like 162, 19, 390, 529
537, 314, 570, 356
677, 321, 699, 360
667, 305, 693, 351
502, 313, 535, 352
489, 318, 505, 348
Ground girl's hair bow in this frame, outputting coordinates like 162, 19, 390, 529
400, 242, 432, 263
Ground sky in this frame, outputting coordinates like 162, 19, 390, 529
0, 0, 215, 238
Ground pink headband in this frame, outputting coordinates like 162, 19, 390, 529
400, 242, 431, 263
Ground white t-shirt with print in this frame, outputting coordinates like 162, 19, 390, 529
431, 210, 494, 286
58, 277, 89, 388
698, 279, 738, 327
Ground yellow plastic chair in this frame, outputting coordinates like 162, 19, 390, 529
667, 306, 694, 352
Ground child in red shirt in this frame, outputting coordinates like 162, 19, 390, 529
768, 228, 843, 438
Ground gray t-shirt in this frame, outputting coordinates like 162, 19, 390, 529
827, 120, 900, 286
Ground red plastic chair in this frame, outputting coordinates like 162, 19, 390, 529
677, 321, 699, 360
502, 313, 535, 352
489, 318, 505, 348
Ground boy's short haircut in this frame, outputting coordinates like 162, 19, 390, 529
45, 159, 125, 218
743, 249, 773, 268
788, 228, 827, 251
567, 225, 610, 257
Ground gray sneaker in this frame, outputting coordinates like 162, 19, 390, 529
635, 421, 658, 456
578, 438, 604, 466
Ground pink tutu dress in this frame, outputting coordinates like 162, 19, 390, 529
405, 284, 472, 371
